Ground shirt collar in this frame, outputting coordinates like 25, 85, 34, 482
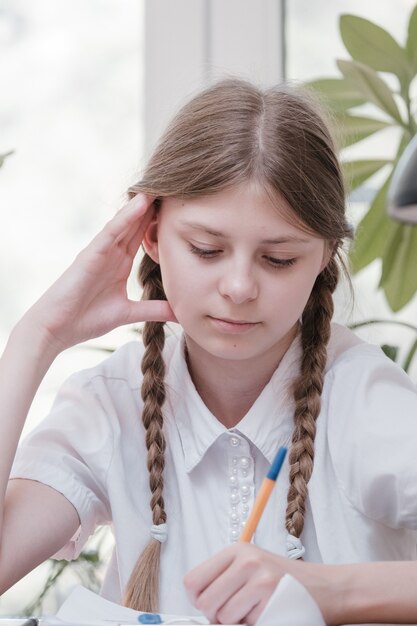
165, 332, 301, 471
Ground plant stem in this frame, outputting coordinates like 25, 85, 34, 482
403, 337, 417, 373
23, 561, 70, 616
350, 319, 417, 333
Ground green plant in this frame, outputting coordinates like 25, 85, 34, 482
307, 7, 417, 312
350, 318, 417, 373
0, 151, 13, 169
20, 524, 112, 616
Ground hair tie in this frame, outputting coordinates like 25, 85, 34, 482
150, 523, 168, 543
286, 534, 305, 559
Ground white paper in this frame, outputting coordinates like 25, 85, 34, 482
54, 585, 209, 625
50, 575, 325, 626
56, 586, 142, 624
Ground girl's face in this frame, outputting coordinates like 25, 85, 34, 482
145, 181, 330, 364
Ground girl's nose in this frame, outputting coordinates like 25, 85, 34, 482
218, 262, 258, 304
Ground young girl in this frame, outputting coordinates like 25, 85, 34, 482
1, 78, 417, 626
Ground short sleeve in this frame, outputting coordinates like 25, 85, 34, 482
10, 370, 114, 559
327, 348, 417, 529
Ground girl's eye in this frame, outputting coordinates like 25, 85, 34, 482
189, 244, 221, 258
265, 256, 296, 268
189, 244, 296, 267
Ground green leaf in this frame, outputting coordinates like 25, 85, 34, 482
337, 59, 403, 124
79, 550, 100, 563
350, 177, 393, 273
306, 78, 366, 111
0, 151, 13, 168
395, 129, 414, 160
336, 113, 392, 147
381, 344, 399, 362
406, 4, 417, 75
340, 14, 412, 86
343, 159, 391, 191
381, 225, 417, 311
379, 222, 404, 285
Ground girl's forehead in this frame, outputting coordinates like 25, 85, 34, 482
161, 182, 281, 217
160, 183, 317, 238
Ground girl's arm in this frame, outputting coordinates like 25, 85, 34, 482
308, 560, 417, 625
184, 543, 417, 625
0, 193, 175, 593
0, 318, 81, 593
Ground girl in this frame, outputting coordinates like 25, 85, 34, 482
1, 78, 417, 626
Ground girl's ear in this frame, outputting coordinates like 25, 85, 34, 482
142, 211, 160, 263
319, 240, 336, 273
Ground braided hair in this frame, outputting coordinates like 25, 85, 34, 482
285, 258, 339, 539
123, 255, 167, 611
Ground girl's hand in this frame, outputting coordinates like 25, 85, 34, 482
25, 193, 176, 353
183, 543, 290, 626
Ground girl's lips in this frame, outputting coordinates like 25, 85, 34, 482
208, 316, 260, 334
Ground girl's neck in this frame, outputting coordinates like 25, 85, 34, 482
184, 327, 298, 428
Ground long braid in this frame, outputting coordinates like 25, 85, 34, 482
285, 257, 339, 540
123, 255, 167, 611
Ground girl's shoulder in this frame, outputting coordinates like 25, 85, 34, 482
324, 322, 417, 410
323, 322, 417, 403
322, 324, 417, 526
326, 322, 384, 372
325, 322, 415, 387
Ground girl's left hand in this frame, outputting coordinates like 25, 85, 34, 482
183, 543, 291, 625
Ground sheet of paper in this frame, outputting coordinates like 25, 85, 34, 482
54, 585, 209, 625
49, 575, 326, 626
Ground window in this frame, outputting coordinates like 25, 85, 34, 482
0, 0, 144, 437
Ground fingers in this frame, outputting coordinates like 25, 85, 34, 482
184, 545, 237, 605
126, 300, 178, 324
116, 196, 155, 248
196, 567, 247, 623
184, 544, 281, 625
184, 545, 242, 622
216, 585, 261, 626
95, 193, 155, 255
126, 208, 155, 258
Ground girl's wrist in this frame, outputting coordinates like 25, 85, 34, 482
11, 313, 63, 365
325, 564, 364, 626
304, 562, 403, 626
289, 562, 360, 626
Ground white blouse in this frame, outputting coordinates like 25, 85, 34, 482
11, 323, 417, 615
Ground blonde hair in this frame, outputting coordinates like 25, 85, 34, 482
123, 78, 352, 611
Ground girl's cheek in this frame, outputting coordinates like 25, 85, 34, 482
159, 277, 181, 314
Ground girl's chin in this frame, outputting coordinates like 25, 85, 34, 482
185, 335, 263, 362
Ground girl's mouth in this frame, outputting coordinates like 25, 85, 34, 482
208, 316, 260, 333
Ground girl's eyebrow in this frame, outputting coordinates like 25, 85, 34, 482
180, 220, 311, 244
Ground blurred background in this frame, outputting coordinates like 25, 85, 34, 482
1, 0, 417, 615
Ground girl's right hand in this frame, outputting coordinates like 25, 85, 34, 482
25, 193, 176, 354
